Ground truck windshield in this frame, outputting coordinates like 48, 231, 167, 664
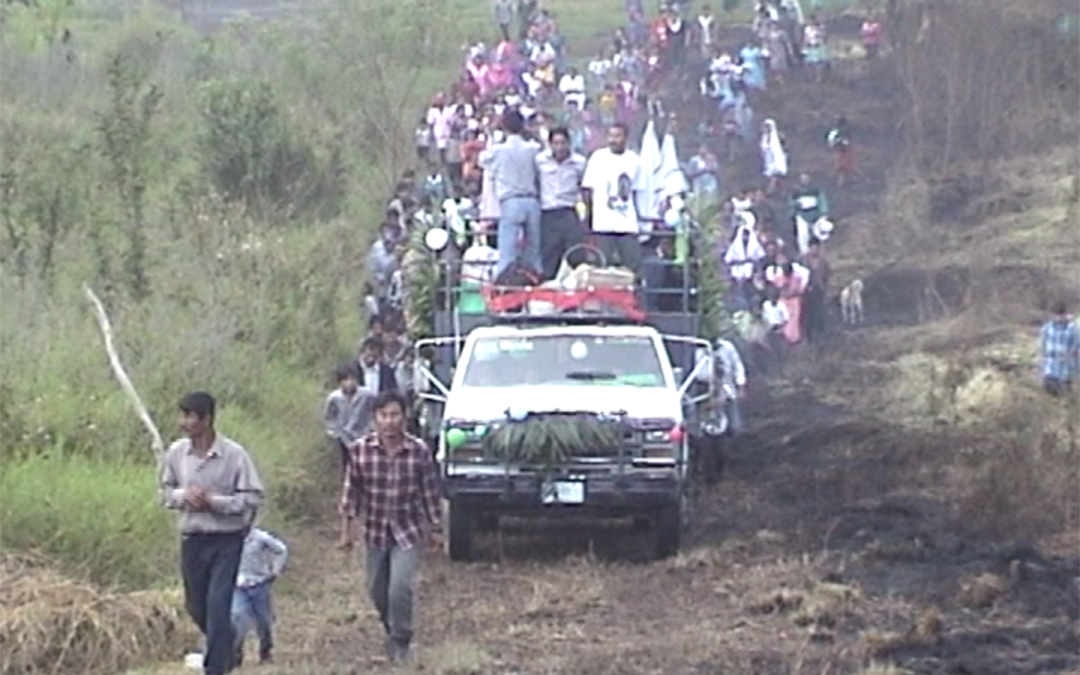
461, 335, 666, 388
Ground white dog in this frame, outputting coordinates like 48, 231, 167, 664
839, 279, 865, 324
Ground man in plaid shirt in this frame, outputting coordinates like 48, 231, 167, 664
338, 390, 442, 663
1041, 300, 1080, 397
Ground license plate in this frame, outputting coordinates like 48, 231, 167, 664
541, 480, 585, 505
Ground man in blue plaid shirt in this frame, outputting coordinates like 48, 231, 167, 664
1040, 301, 1080, 397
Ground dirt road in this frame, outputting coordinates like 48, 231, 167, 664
248, 373, 1078, 675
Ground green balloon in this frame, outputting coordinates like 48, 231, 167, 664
445, 428, 468, 449
474, 425, 488, 437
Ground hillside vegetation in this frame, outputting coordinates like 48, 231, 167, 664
0, 0, 474, 586
2, 0, 1078, 674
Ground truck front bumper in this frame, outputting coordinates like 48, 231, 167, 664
442, 467, 681, 515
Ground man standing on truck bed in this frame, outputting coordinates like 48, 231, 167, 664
480, 108, 543, 279
536, 126, 587, 279
582, 122, 646, 274
337, 391, 442, 664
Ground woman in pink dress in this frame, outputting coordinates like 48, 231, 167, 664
487, 60, 513, 93
766, 258, 810, 344
467, 55, 491, 100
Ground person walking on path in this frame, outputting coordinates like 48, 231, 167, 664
1040, 300, 1080, 397
826, 115, 854, 186
356, 336, 400, 395
494, 0, 514, 42
759, 118, 788, 194
323, 364, 372, 472
800, 238, 831, 342
338, 391, 442, 664
160, 392, 264, 675
231, 526, 288, 666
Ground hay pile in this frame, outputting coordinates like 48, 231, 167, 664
0, 553, 196, 675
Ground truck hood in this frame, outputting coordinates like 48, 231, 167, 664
445, 385, 682, 422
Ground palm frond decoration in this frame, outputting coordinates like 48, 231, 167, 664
481, 413, 624, 471
403, 226, 437, 340
694, 206, 728, 342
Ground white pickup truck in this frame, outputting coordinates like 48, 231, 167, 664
417, 320, 712, 561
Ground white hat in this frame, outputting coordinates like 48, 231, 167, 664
812, 217, 835, 241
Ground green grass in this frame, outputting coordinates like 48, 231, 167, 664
0, 0, 863, 592
0, 453, 175, 589
0, 383, 330, 590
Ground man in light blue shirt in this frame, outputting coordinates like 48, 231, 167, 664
480, 109, 543, 278
232, 527, 288, 666
1041, 301, 1080, 396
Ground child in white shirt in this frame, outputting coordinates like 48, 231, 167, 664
761, 287, 790, 362
232, 527, 288, 666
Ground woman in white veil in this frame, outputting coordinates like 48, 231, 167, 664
759, 118, 788, 193
723, 218, 766, 310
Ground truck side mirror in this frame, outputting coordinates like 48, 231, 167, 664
673, 366, 685, 383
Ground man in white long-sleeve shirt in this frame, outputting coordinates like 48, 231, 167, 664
232, 527, 288, 666
695, 336, 748, 432
693, 336, 748, 483
159, 391, 264, 675
713, 337, 747, 435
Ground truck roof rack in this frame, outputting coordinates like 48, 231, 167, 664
488, 313, 642, 327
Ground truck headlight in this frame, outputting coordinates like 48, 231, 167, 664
644, 429, 672, 443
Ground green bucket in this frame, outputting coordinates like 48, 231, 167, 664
458, 281, 487, 315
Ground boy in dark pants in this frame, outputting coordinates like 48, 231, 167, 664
160, 392, 264, 675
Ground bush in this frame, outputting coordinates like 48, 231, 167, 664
198, 76, 343, 220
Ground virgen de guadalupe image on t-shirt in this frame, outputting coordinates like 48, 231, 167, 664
608, 171, 634, 214
583, 147, 643, 234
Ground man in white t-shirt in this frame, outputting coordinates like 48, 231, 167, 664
558, 67, 586, 110
425, 94, 456, 166
581, 123, 645, 273
588, 53, 613, 90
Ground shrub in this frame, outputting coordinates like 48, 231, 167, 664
198, 77, 341, 220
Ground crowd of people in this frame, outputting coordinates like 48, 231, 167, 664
324, 3, 887, 660
158, 4, 1080, 675
358, 1, 883, 390
337, 2, 893, 658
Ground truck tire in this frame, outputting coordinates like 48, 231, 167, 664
447, 500, 476, 562
652, 504, 682, 560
